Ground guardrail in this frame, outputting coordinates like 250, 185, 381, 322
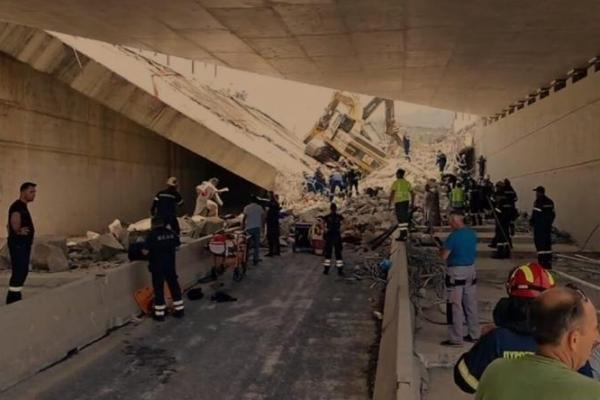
374, 240, 420, 400
0, 237, 215, 391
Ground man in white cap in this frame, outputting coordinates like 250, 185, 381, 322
151, 177, 184, 235
194, 177, 229, 217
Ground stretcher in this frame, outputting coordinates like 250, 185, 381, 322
208, 230, 250, 281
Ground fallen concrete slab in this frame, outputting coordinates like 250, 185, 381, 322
0, 22, 316, 191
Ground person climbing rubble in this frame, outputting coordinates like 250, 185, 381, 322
194, 177, 229, 217
436, 150, 447, 173
151, 177, 183, 236
389, 168, 413, 241
143, 216, 184, 321
322, 202, 344, 276
402, 134, 411, 161
314, 167, 327, 195
329, 169, 345, 199
346, 165, 361, 197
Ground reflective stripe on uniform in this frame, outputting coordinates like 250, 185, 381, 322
158, 194, 176, 199
154, 310, 165, 316
8, 286, 23, 292
173, 300, 184, 306
398, 223, 409, 228
533, 207, 542, 212
154, 304, 167, 310
174, 305, 184, 311
323, 259, 331, 266
520, 265, 534, 283
495, 208, 502, 213
537, 251, 553, 254
335, 260, 344, 267
457, 359, 479, 391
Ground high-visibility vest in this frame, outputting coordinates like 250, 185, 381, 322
391, 179, 412, 203
451, 187, 465, 204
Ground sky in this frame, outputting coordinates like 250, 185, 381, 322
184, 60, 456, 136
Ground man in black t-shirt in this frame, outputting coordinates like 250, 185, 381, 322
6, 182, 37, 304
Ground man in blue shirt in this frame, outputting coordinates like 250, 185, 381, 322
439, 211, 479, 346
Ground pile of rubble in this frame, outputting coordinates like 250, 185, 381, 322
0, 214, 241, 273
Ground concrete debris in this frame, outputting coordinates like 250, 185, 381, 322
32, 243, 69, 272
88, 233, 125, 260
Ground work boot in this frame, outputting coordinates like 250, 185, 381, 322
5, 291, 22, 305
152, 313, 166, 322
337, 267, 344, 277
173, 309, 185, 319
323, 266, 330, 275
265, 253, 274, 257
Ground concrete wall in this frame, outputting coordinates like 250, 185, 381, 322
374, 241, 420, 400
0, 237, 214, 391
0, 52, 253, 236
475, 69, 600, 251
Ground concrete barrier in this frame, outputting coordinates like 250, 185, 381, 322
0, 238, 215, 391
374, 241, 420, 400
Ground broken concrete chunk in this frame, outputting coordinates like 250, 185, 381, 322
127, 218, 151, 232
88, 233, 125, 259
32, 243, 69, 272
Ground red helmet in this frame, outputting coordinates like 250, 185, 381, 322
506, 262, 555, 298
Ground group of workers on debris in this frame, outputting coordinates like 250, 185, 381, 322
303, 163, 362, 199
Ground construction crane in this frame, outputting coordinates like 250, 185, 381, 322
303, 92, 399, 174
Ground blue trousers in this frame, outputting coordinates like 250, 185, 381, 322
246, 227, 261, 264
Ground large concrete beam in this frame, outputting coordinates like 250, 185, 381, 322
0, 23, 313, 190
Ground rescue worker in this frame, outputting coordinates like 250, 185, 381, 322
314, 168, 326, 195
194, 177, 229, 217
454, 262, 592, 393
468, 177, 483, 225
402, 135, 411, 161
450, 181, 466, 211
478, 155, 487, 178
436, 150, 447, 173
322, 203, 344, 276
5, 182, 36, 304
143, 216, 184, 321
503, 179, 518, 236
491, 181, 512, 259
480, 175, 494, 216
388, 168, 413, 241
530, 186, 555, 269
265, 192, 281, 257
329, 169, 344, 198
439, 211, 479, 346
151, 177, 183, 235
346, 166, 361, 197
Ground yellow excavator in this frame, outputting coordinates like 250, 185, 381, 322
303, 91, 399, 174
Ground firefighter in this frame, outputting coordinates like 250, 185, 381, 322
480, 175, 494, 216
504, 178, 518, 236
144, 216, 184, 321
454, 262, 592, 393
530, 186, 555, 269
322, 203, 344, 276
491, 181, 512, 259
388, 168, 413, 241
151, 177, 184, 236
5, 182, 36, 304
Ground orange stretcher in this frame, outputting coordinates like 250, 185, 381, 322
208, 230, 250, 282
